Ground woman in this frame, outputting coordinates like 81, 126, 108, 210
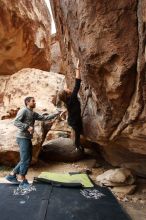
58, 60, 84, 152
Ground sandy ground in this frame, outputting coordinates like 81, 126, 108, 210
0, 157, 146, 220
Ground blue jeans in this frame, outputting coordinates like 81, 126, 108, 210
13, 138, 32, 176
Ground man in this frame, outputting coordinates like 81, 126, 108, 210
6, 97, 60, 188
58, 60, 84, 152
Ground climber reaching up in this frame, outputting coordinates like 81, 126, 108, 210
58, 59, 84, 153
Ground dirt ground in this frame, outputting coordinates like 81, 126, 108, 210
0, 156, 146, 220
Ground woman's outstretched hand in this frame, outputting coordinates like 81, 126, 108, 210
76, 59, 81, 79
76, 59, 80, 69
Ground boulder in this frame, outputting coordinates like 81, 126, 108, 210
0, 68, 65, 116
111, 185, 137, 195
0, 76, 10, 116
0, 0, 51, 75
0, 119, 43, 166
41, 137, 84, 162
50, 0, 146, 176
96, 168, 135, 186
44, 116, 72, 142
102, 143, 146, 177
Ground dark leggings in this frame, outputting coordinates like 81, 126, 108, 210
72, 126, 82, 148
74, 128, 81, 148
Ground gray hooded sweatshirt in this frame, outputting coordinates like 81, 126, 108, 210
14, 107, 59, 139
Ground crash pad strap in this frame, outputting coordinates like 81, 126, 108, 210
38, 185, 53, 220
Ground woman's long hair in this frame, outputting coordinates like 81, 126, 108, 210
58, 89, 68, 104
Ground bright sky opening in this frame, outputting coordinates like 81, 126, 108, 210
44, 0, 56, 34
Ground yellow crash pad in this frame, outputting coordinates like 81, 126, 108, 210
38, 172, 94, 188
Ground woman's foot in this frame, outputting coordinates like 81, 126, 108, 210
75, 146, 84, 153
79, 146, 84, 153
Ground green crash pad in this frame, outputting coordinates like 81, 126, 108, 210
36, 172, 94, 188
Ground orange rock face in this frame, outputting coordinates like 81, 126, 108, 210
0, 68, 65, 115
0, 0, 51, 75
50, 0, 146, 176
50, 34, 64, 73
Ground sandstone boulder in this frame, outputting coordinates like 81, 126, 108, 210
111, 185, 136, 195
0, 76, 10, 116
0, 68, 65, 116
41, 137, 84, 162
44, 115, 72, 142
0, 119, 43, 166
50, 0, 146, 176
0, 0, 51, 75
96, 168, 135, 186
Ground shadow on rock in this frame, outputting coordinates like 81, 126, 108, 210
40, 137, 84, 162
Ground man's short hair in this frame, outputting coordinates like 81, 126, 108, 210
24, 97, 34, 106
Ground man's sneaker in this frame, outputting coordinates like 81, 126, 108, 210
5, 174, 19, 184
19, 179, 30, 189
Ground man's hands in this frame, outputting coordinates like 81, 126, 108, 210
28, 126, 34, 134
77, 59, 79, 69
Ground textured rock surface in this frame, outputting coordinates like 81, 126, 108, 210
50, 0, 146, 176
0, 119, 43, 166
41, 137, 84, 162
111, 185, 136, 195
44, 113, 71, 142
50, 34, 64, 73
0, 76, 9, 109
0, 68, 65, 116
0, 0, 51, 75
96, 168, 135, 186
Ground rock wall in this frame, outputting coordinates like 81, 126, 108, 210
50, 34, 64, 73
0, 0, 51, 75
0, 68, 65, 116
0, 119, 43, 166
50, 0, 146, 176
